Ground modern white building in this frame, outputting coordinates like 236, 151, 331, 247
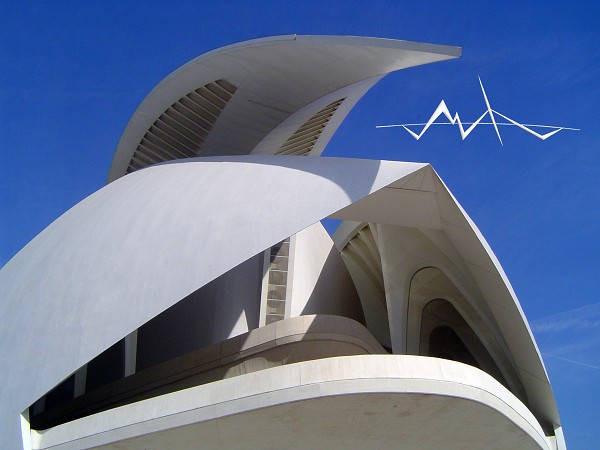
0, 35, 565, 449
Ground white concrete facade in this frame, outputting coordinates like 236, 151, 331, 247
31, 355, 550, 450
0, 35, 564, 449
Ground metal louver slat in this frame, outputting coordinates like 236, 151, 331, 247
147, 126, 192, 153
140, 138, 190, 160
186, 92, 221, 118
138, 143, 178, 163
133, 150, 159, 166
279, 128, 324, 150
284, 119, 331, 141
276, 98, 345, 157
194, 86, 226, 110
157, 114, 206, 144
125, 79, 237, 173
279, 137, 319, 155
179, 96, 218, 123
215, 78, 237, 95
205, 83, 233, 102
164, 106, 211, 138
153, 119, 202, 149
295, 114, 334, 133
127, 158, 145, 171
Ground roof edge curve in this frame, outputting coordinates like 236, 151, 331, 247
108, 35, 461, 182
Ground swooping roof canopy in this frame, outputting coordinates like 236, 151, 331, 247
1, 156, 559, 448
0, 34, 563, 449
108, 35, 461, 181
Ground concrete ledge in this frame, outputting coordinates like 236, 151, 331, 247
32, 355, 551, 450
30, 315, 384, 430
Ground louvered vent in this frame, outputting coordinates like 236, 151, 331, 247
126, 79, 237, 173
276, 98, 345, 156
265, 238, 291, 325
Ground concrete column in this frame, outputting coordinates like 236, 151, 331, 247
375, 224, 410, 354
73, 366, 87, 397
124, 330, 138, 377
258, 249, 270, 327
283, 234, 296, 319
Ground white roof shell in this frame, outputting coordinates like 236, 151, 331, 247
109, 35, 461, 181
0, 35, 562, 449
1, 156, 561, 448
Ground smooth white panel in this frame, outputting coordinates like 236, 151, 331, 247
0, 155, 425, 449
288, 222, 362, 321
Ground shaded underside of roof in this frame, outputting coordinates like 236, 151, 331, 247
109, 35, 461, 181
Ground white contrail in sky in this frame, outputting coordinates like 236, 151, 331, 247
544, 354, 600, 371
376, 78, 580, 144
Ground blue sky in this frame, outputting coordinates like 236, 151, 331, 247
1, 1, 599, 448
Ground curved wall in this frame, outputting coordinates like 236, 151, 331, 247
331, 164, 561, 435
136, 253, 263, 371
31, 355, 552, 450
419, 296, 508, 388
289, 222, 364, 323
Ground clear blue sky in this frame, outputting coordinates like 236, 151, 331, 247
1, 1, 599, 448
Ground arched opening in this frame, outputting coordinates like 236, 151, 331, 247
428, 325, 478, 367
420, 298, 507, 387
407, 267, 524, 398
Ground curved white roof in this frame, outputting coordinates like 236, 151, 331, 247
109, 35, 461, 181
0, 156, 560, 448
331, 165, 561, 430
0, 156, 425, 448
1, 35, 564, 449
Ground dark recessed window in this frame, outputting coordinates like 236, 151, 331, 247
428, 325, 479, 368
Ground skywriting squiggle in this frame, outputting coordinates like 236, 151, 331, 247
376, 78, 579, 145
